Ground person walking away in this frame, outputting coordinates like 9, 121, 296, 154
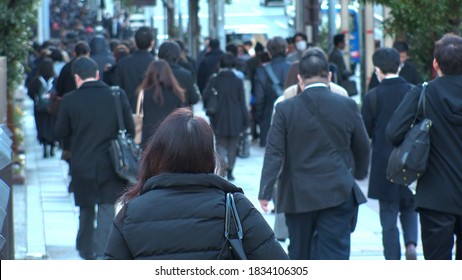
328, 34, 353, 89
259, 49, 370, 259
254, 36, 291, 147
55, 57, 135, 260
197, 38, 224, 93
114, 26, 155, 111
361, 47, 418, 260
136, 59, 186, 147
27, 58, 58, 158
202, 53, 249, 180
104, 108, 288, 260
89, 35, 115, 82
386, 33, 462, 260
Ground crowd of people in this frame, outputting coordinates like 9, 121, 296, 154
25, 19, 461, 260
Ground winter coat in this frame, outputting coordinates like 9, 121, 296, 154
105, 173, 289, 260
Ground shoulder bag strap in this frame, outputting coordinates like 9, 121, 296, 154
136, 90, 144, 116
412, 82, 428, 126
264, 64, 281, 87
111, 86, 126, 133
299, 92, 350, 169
224, 193, 243, 240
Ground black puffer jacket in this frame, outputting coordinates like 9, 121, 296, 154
105, 173, 289, 260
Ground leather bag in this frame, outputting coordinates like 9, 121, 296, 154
133, 90, 144, 145
386, 82, 432, 186
205, 75, 219, 116
109, 87, 141, 185
217, 193, 247, 260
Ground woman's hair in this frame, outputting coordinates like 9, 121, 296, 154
136, 59, 185, 105
38, 58, 56, 80
122, 108, 216, 202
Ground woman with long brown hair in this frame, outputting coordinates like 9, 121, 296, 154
136, 59, 185, 146
104, 108, 288, 260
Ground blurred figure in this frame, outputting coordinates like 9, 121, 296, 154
103, 44, 130, 86
55, 57, 134, 260
328, 34, 353, 88
27, 58, 58, 158
157, 41, 200, 108
287, 32, 308, 63
114, 26, 155, 111
361, 47, 418, 260
136, 59, 186, 147
174, 38, 197, 83
254, 36, 291, 147
89, 36, 114, 81
197, 38, 224, 93
202, 53, 249, 180
104, 108, 288, 260
387, 33, 462, 260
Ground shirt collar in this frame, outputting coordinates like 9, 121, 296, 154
304, 83, 328, 90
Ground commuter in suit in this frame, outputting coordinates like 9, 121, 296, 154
328, 34, 353, 87
259, 49, 370, 260
157, 41, 200, 108
114, 26, 155, 111
55, 57, 135, 259
387, 34, 462, 260
197, 38, 224, 93
361, 47, 418, 260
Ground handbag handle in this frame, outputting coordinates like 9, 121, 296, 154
411, 82, 428, 127
224, 193, 243, 240
135, 89, 144, 117
111, 86, 126, 134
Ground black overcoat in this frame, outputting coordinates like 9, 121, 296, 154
55, 80, 135, 207
361, 77, 414, 201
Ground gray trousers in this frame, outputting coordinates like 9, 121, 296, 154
215, 135, 239, 172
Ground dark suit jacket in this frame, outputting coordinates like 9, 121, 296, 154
197, 49, 224, 93
387, 76, 462, 216
259, 86, 370, 213
168, 62, 200, 106
55, 81, 135, 207
329, 47, 351, 85
361, 77, 414, 201
114, 50, 155, 111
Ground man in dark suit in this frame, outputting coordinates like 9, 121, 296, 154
114, 26, 155, 111
55, 57, 135, 260
328, 34, 353, 87
157, 41, 200, 107
361, 47, 418, 260
197, 38, 224, 93
259, 49, 370, 260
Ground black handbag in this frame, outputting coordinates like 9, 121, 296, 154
109, 87, 141, 185
217, 193, 247, 260
386, 82, 432, 186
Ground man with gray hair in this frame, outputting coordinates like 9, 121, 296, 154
254, 36, 291, 147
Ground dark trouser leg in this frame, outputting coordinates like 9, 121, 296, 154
419, 208, 455, 260
226, 136, 239, 171
315, 194, 356, 260
258, 116, 271, 147
94, 204, 115, 258
455, 215, 462, 260
285, 212, 315, 260
379, 200, 401, 260
215, 135, 228, 176
399, 187, 418, 247
77, 205, 96, 259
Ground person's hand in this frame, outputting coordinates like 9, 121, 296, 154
259, 199, 270, 213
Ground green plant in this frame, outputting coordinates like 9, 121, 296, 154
362, 0, 462, 79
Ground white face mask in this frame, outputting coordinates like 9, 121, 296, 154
295, 41, 307, 52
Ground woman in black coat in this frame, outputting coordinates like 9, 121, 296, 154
136, 59, 186, 147
27, 58, 57, 158
104, 108, 288, 260
202, 53, 249, 180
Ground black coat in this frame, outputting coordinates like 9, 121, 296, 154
254, 56, 291, 122
55, 59, 76, 96
361, 77, 414, 201
202, 70, 249, 137
104, 173, 289, 260
89, 37, 115, 82
259, 87, 370, 213
328, 47, 351, 85
386, 75, 462, 215
114, 50, 155, 111
197, 49, 224, 93
368, 60, 423, 91
55, 81, 135, 207
168, 62, 200, 106
140, 87, 184, 146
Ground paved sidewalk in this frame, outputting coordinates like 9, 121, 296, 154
13, 95, 423, 260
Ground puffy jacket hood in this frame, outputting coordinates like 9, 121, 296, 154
141, 173, 244, 195
430, 75, 462, 126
